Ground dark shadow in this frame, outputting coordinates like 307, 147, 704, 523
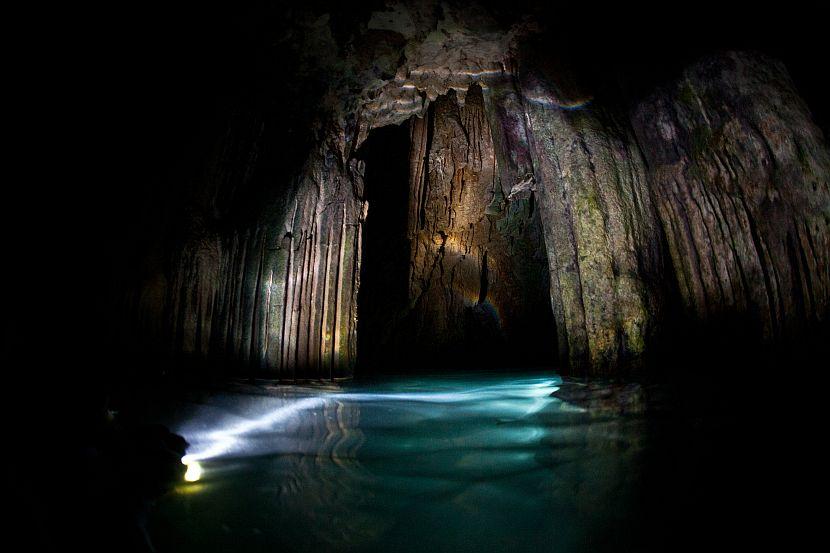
354, 123, 412, 375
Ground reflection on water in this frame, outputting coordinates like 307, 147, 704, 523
149, 373, 661, 552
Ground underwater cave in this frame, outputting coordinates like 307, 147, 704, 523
11, 1, 830, 552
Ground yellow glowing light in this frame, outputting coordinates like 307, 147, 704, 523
183, 460, 203, 482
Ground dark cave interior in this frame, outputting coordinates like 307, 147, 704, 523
7, 1, 830, 551
355, 123, 413, 373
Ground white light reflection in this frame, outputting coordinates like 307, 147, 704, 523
408, 68, 508, 78
183, 460, 203, 482
181, 396, 327, 463
178, 377, 560, 464
523, 94, 593, 111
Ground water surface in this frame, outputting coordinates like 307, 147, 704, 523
149, 373, 669, 552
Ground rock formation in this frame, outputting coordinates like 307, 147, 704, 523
632, 53, 830, 346
117, 2, 830, 380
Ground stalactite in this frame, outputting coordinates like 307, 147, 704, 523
408, 115, 429, 239
320, 223, 333, 378
332, 202, 347, 372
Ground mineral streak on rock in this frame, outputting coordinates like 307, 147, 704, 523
121, 2, 829, 380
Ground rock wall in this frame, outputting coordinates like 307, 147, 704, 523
631, 52, 830, 346
373, 84, 554, 369
127, 123, 366, 380
120, 42, 829, 380
517, 75, 665, 376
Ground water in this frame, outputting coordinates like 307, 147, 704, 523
146, 372, 695, 552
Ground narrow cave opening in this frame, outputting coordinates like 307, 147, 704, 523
354, 123, 412, 375
355, 92, 558, 376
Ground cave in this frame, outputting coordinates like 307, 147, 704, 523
356, 91, 557, 374
11, 1, 829, 552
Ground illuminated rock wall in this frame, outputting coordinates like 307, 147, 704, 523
513, 75, 665, 375
118, 2, 829, 379
374, 85, 554, 369
631, 52, 830, 346
134, 131, 366, 380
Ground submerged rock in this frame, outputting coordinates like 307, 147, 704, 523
552, 380, 648, 415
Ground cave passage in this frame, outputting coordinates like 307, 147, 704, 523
355, 123, 413, 374
355, 96, 559, 375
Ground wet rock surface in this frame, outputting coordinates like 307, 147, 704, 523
551, 379, 675, 416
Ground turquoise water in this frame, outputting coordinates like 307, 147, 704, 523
148, 373, 666, 552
